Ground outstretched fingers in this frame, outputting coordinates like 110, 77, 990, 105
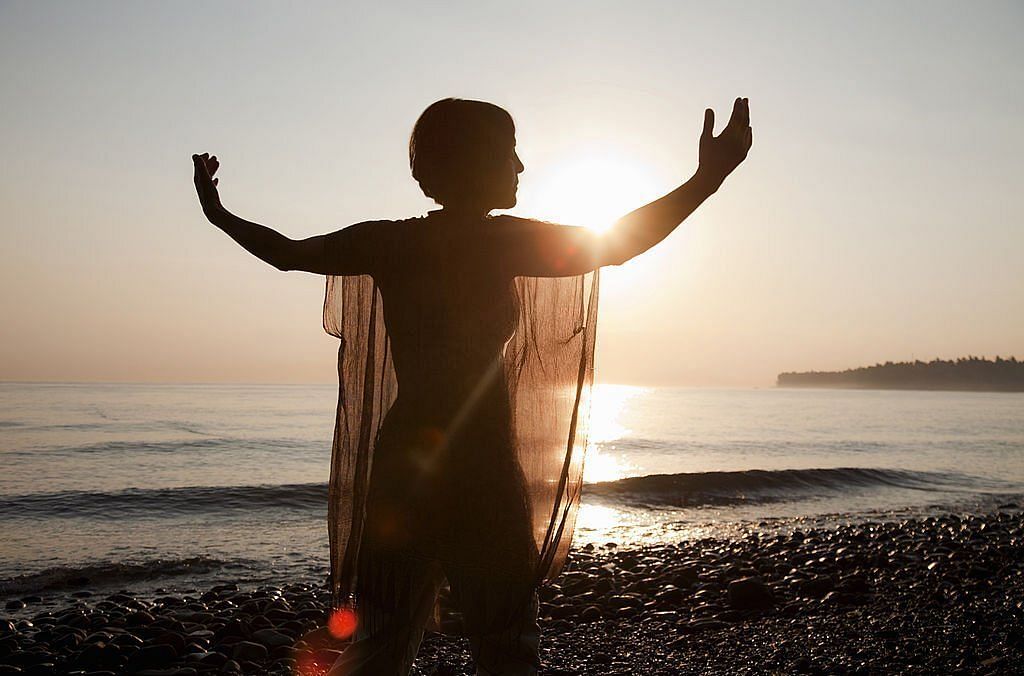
702, 108, 715, 140
192, 154, 207, 186
702, 98, 751, 144
192, 153, 209, 174
192, 153, 220, 182
192, 152, 223, 199
722, 98, 742, 137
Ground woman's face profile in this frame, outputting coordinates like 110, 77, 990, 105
488, 138, 525, 210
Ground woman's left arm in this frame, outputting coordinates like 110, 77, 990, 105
502, 98, 751, 277
598, 97, 752, 267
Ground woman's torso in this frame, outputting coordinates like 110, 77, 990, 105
362, 213, 532, 548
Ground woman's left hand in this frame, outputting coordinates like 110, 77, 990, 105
696, 98, 752, 190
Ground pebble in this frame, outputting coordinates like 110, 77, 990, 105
251, 628, 292, 649
727, 576, 774, 610
230, 640, 268, 662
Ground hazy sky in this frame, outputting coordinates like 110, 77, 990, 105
1, 1, 1021, 386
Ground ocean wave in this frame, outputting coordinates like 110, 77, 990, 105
0, 483, 329, 518
599, 437, 896, 456
12, 436, 312, 457
0, 467, 995, 520
0, 556, 230, 596
583, 467, 978, 508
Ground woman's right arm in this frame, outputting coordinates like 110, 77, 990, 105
192, 153, 375, 275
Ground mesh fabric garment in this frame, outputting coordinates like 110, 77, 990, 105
322, 214, 599, 634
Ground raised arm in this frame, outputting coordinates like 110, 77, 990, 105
191, 153, 376, 275
506, 98, 752, 277
601, 98, 751, 266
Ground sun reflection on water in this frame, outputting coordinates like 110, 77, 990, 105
574, 502, 727, 548
575, 503, 623, 534
581, 446, 636, 485
583, 384, 646, 484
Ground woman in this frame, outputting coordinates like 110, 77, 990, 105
192, 97, 751, 675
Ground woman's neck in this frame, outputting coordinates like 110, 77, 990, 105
435, 203, 492, 220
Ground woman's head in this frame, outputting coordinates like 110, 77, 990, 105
409, 98, 524, 212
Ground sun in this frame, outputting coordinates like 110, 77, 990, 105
522, 147, 659, 234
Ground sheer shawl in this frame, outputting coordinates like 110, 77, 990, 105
322, 245, 599, 622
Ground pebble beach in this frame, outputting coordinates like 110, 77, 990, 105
3, 506, 1022, 675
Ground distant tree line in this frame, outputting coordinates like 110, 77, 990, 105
777, 356, 1024, 392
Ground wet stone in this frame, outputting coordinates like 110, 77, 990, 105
727, 576, 775, 611
126, 643, 179, 672
251, 628, 292, 649
798, 574, 835, 599
152, 631, 186, 655
220, 659, 242, 673
73, 641, 124, 669
230, 640, 268, 663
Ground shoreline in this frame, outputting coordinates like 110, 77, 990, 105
3, 506, 1022, 675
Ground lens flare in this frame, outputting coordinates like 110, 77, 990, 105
327, 606, 358, 640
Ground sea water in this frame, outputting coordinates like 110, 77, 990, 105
1, 382, 1021, 599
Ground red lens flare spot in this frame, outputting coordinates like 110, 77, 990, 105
419, 426, 445, 449
328, 606, 359, 640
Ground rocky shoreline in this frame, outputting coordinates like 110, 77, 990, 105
3, 508, 1022, 675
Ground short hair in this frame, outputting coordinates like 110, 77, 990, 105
409, 98, 515, 206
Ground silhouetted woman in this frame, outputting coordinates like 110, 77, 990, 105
192, 97, 751, 675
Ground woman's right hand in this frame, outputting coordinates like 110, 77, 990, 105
192, 152, 223, 220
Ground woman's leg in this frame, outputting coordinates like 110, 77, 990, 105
443, 473, 542, 676
328, 554, 444, 676
445, 562, 541, 676
440, 418, 544, 676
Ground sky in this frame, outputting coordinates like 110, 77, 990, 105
1, 1, 1021, 387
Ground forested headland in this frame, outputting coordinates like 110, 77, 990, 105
777, 356, 1024, 392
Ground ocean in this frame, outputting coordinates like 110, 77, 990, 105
1, 382, 1022, 602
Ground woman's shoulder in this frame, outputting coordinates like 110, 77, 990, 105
486, 214, 566, 238
489, 214, 548, 227
352, 216, 422, 231
341, 215, 426, 244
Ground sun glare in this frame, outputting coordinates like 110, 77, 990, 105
582, 384, 646, 483
525, 148, 659, 234
583, 446, 637, 484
